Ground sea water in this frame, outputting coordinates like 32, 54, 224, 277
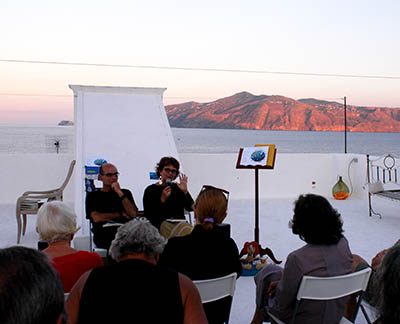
0, 125, 73, 154
173, 128, 400, 155
0, 125, 399, 156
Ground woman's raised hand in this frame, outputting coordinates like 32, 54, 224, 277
177, 173, 188, 194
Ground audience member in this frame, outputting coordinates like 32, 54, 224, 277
0, 246, 65, 324
86, 163, 138, 250
250, 194, 353, 324
66, 219, 207, 324
36, 201, 103, 292
143, 156, 194, 237
371, 244, 400, 324
344, 239, 400, 320
158, 185, 242, 324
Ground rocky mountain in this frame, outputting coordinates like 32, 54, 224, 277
165, 92, 400, 132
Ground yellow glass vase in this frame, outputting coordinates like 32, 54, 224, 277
332, 176, 349, 200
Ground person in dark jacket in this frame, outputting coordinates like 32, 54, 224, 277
371, 244, 400, 324
159, 185, 242, 324
143, 156, 194, 237
86, 163, 138, 250
347, 242, 400, 324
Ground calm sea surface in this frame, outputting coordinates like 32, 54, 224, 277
0, 125, 399, 156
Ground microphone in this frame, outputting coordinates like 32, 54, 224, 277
166, 179, 173, 187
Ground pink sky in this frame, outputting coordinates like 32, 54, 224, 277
1, 1, 399, 124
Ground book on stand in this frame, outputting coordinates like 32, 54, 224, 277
236, 144, 276, 169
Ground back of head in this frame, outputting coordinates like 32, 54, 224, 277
36, 201, 79, 244
376, 245, 400, 323
195, 186, 228, 231
290, 194, 343, 245
0, 246, 65, 324
110, 219, 167, 260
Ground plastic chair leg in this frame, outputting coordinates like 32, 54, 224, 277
16, 211, 22, 244
22, 214, 27, 235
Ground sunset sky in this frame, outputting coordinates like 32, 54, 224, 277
1, 0, 400, 124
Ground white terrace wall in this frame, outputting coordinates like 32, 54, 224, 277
181, 153, 367, 200
1, 154, 75, 205
1, 152, 367, 236
1, 152, 366, 206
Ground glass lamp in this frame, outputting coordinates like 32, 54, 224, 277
332, 176, 349, 200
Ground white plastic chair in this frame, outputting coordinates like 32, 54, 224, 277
193, 272, 237, 324
184, 209, 193, 225
267, 268, 372, 324
16, 160, 76, 243
88, 220, 109, 258
360, 298, 378, 324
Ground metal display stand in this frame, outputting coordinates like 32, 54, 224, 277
236, 145, 277, 244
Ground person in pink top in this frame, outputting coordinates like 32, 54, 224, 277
36, 201, 103, 292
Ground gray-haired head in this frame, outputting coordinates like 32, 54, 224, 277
36, 201, 79, 244
110, 218, 167, 261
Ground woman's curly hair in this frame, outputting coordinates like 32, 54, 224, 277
290, 194, 344, 245
156, 156, 180, 179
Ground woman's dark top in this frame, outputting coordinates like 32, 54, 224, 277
78, 259, 183, 324
143, 183, 194, 229
158, 225, 242, 324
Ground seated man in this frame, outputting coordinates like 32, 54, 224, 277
66, 219, 208, 324
86, 163, 138, 250
0, 246, 65, 324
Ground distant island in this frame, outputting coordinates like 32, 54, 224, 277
165, 92, 400, 133
58, 120, 74, 126
58, 93, 400, 132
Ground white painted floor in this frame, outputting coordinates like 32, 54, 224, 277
3, 196, 399, 324
228, 197, 399, 324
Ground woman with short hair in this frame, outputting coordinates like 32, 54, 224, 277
250, 194, 353, 324
36, 201, 103, 292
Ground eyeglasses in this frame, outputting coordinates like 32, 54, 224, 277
200, 185, 230, 202
163, 167, 178, 175
102, 172, 120, 177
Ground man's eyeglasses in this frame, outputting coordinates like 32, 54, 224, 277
200, 185, 230, 202
163, 167, 178, 175
102, 172, 120, 177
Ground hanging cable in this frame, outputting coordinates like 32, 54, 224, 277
1, 58, 400, 80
